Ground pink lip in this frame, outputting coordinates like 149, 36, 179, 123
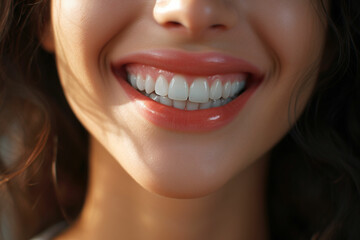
111, 50, 263, 132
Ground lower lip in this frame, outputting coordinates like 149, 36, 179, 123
116, 75, 261, 132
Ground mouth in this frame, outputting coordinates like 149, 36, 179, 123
125, 64, 248, 110
111, 50, 263, 132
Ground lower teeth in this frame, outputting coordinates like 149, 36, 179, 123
141, 91, 236, 110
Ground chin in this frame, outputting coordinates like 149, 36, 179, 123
137, 172, 228, 199
123, 148, 241, 199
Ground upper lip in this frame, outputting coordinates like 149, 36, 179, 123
111, 49, 263, 80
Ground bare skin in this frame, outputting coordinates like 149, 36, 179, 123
42, 0, 328, 239
57, 136, 269, 240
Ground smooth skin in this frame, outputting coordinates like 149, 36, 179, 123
41, 0, 328, 239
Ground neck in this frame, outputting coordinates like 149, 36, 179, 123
59, 136, 269, 240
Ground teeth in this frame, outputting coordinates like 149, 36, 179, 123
168, 75, 189, 101
199, 101, 212, 110
129, 74, 137, 87
145, 75, 155, 94
136, 74, 145, 91
127, 71, 248, 110
189, 78, 210, 103
147, 91, 237, 110
222, 81, 231, 99
210, 79, 222, 100
173, 100, 186, 110
160, 96, 173, 106
212, 99, 222, 108
149, 93, 160, 102
230, 80, 246, 97
186, 102, 199, 111
238, 80, 246, 93
155, 75, 168, 96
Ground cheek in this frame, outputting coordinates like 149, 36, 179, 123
248, 1, 327, 68
49, 0, 328, 198
51, 0, 139, 80
53, 0, 137, 46
51, 0, 140, 124
244, 0, 326, 123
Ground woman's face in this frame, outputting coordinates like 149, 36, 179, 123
45, 0, 327, 198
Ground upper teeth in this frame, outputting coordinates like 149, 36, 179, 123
130, 74, 246, 100
168, 75, 188, 101
126, 66, 247, 110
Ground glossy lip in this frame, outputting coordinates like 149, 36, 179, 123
111, 50, 264, 132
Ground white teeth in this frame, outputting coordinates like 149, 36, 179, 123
212, 99, 222, 108
186, 102, 199, 111
210, 79, 222, 100
189, 78, 210, 103
230, 82, 238, 97
168, 75, 189, 101
150, 93, 160, 102
129, 74, 137, 88
128, 71, 248, 110
222, 81, 231, 99
230, 80, 246, 97
173, 100, 186, 110
145, 75, 155, 94
199, 101, 212, 110
136, 74, 145, 91
160, 96, 172, 106
155, 75, 168, 96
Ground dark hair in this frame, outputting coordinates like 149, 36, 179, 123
0, 0, 359, 239
268, 0, 360, 239
0, 1, 87, 239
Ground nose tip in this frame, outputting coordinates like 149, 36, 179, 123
153, 0, 236, 36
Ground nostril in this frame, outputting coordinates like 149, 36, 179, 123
210, 24, 227, 30
163, 22, 227, 31
164, 21, 183, 28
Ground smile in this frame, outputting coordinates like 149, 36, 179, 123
111, 50, 263, 132
126, 64, 248, 110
